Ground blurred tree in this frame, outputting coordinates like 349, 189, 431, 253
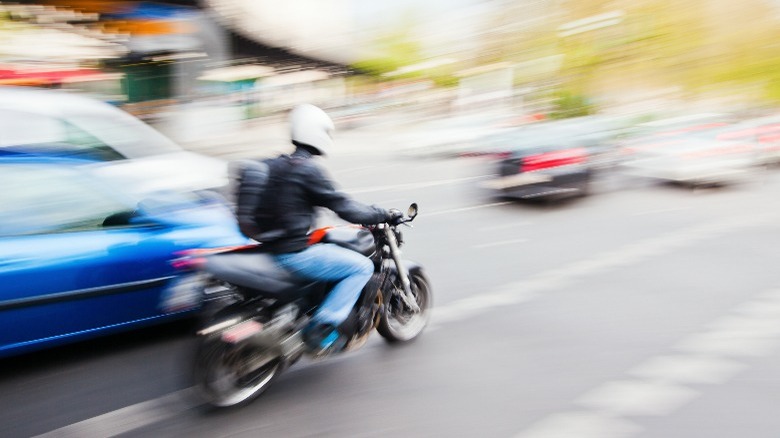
349, 10, 425, 77
352, 0, 780, 108
547, 0, 780, 106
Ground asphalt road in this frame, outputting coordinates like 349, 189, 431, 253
3, 125, 780, 438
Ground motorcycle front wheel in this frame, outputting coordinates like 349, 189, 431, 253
377, 272, 432, 343
192, 337, 282, 408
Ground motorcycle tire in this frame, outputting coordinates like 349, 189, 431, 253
192, 336, 282, 408
377, 272, 432, 343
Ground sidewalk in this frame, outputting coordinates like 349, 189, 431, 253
173, 117, 290, 159
162, 109, 425, 160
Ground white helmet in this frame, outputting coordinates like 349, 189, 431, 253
290, 103, 335, 155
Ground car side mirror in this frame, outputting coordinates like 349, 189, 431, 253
103, 206, 163, 228
103, 210, 142, 227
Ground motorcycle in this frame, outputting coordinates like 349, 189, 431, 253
176, 203, 431, 408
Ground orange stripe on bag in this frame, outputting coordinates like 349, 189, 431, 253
307, 227, 334, 246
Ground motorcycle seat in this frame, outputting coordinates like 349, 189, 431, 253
204, 251, 311, 297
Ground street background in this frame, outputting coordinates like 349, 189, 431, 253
4, 123, 780, 437
4, 1, 780, 437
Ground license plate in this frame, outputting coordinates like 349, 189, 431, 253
221, 320, 263, 344
480, 173, 553, 189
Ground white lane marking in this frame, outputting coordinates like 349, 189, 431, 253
425, 201, 512, 217
434, 290, 539, 324
473, 238, 528, 249
339, 165, 376, 175
706, 315, 780, 337
345, 175, 488, 194
339, 163, 403, 175
36, 212, 779, 438
631, 207, 691, 216
627, 355, 747, 385
34, 388, 195, 438
514, 286, 780, 438
432, 211, 777, 328
733, 299, 780, 318
674, 332, 780, 357
514, 411, 641, 438
755, 288, 780, 300
478, 221, 532, 232
375, 198, 406, 206
574, 380, 700, 416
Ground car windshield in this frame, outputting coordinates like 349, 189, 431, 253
0, 108, 182, 160
63, 111, 183, 157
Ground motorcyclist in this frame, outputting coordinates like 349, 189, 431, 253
237, 103, 402, 353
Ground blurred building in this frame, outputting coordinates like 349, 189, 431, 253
5, 0, 778, 123
203, 0, 486, 66
0, 1, 212, 110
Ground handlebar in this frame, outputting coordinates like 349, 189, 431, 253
390, 202, 418, 226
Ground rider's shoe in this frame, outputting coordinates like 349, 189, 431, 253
303, 323, 345, 355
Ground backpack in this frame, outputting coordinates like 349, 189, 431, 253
231, 155, 293, 241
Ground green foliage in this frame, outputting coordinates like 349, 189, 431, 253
549, 90, 595, 119
350, 59, 402, 77
357, 0, 780, 107
430, 74, 458, 88
350, 12, 425, 78
767, 80, 780, 102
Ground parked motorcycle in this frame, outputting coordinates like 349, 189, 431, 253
176, 203, 431, 408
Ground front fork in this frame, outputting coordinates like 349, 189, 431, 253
383, 225, 421, 313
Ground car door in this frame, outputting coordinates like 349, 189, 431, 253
0, 161, 181, 356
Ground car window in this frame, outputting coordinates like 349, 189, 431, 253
62, 120, 127, 160
0, 109, 125, 161
0, 164, 135, 236
64, 111, 182, 157
0, 110, 64, 146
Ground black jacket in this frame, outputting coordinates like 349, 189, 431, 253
237, 147, 389, 254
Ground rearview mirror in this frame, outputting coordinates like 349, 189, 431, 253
407, 203, 418, 219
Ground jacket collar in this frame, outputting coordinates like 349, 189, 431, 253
292, 145, 315, 159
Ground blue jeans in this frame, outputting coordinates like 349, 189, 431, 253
275, 244, 374, 326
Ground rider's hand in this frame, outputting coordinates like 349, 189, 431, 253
386, 208, 403, 225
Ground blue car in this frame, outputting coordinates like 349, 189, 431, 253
0, 155, 249, 357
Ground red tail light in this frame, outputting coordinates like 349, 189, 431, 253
717, 124, 780, 141
759, 132, 780, 144
717, 129, 754, 141
521, 148, 587, 172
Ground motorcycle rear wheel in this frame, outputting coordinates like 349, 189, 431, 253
193, 337, 282, 408
377, 272, 431, 343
